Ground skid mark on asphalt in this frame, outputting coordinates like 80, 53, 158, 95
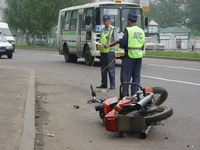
142, 75, 200, 87
148, 64, 200, 71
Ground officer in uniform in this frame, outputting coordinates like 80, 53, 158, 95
105, 13, 145, 95
96, 15, 119, 90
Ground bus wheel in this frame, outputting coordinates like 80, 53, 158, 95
84, 46, 94, 66
64, 45, 77, 63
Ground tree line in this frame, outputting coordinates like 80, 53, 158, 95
4, 0, 91, 39
4, 0, 200, 40
147, 0, 200, 31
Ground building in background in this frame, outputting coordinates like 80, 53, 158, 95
160, 27, 189, 50
0, 0, 6, 22
189, 32, 200, 51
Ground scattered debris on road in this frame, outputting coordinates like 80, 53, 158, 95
46, 133, 55, 137
95, 89, 109, 93
36, 95, 43, 99
74, 105, 80, 109
35, 115, 40, 119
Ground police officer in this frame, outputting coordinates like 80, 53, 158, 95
106, 13, 145, 95
96, 15, 119, 90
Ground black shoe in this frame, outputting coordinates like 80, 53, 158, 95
109, 86, 115, 90
96, 85, 107, 88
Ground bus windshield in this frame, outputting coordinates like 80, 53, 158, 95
95, 7, 143, 33
101, 8, 121, 32
121, 8, 142, 31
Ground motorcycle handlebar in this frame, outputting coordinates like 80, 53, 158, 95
90, 85, 96, 97
119, 82, 145, 99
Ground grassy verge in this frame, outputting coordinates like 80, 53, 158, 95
16, 45, 57, 50
145, 51, 200, 59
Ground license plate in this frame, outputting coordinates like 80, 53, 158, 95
0, 49, 5, 52
116, 52, 124, 57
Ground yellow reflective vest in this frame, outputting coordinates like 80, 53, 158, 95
100, 26, 115, 53
126, 26, 145, 58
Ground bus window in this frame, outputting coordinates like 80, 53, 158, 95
94, 8, 101, 32
64, 11, 71, 31
95, 8, 100, 25
85, 8, 94, 31
60, 14, 65, 33
70, 10, 78, 31
121, 8, 142, 32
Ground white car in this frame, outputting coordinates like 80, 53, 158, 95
0, 34, 14, 59
145, 37, 165, 51
0, 22, 15, 51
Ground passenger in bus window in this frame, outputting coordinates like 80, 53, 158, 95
96, 15, 119, 90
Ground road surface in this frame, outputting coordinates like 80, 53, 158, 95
0, 48, 200, 150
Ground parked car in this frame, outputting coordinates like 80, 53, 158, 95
0, 22, 16, 51
145, 37, 165, 51
0, 34, 14, 59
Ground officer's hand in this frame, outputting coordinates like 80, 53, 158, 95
104, 44, 110, 48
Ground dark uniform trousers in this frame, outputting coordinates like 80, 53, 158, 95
100, 52, 115, 87
121, 54, 142, 95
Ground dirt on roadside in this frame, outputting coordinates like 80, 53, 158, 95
34, 80, 49, 150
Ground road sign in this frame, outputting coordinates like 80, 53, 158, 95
140, 0, 150, 12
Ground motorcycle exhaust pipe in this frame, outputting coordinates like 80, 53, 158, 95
140, 125, 153, 139
136, 93, 154, 109
121, 93, 154, 111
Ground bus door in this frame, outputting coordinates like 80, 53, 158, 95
77, 10, 84, 56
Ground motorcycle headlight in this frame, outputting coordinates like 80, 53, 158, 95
6, 46, 13, 50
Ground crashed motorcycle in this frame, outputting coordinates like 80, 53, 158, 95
88, 82, 173, 139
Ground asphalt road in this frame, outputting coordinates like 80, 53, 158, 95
1, 48, 200, 150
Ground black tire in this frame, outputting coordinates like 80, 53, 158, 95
119, 131, 125, 138
70, 54, 78, 63
152, 87, 168, 106
7, 54, 13, 59
144, 106, 173, 125
64, 44, 77, 63
13, 46, 15, 52
84, 46, 94, 66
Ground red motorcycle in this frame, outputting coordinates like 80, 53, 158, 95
88, 83, 173, 138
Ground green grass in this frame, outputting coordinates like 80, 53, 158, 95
145, 51, 200, 59
16, 45, 57, 50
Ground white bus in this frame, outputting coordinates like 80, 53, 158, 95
57, 0, 148, 65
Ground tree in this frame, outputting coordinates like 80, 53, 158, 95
4, 0, 91, 40
147, 0, 185, 28
185, 0, 200, 31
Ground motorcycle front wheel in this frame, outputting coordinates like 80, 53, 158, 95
144, 106, 173, 125
152, 87, 168, 106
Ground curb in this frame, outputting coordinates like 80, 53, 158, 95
19, 70, 35, 150
144, 55, 200, 62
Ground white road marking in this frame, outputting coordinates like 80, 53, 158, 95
49, 54, 61, 57
141, 75, 200, 87
148, 64, 200, 71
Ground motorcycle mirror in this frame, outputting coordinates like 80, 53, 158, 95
90, 85, 96, 97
